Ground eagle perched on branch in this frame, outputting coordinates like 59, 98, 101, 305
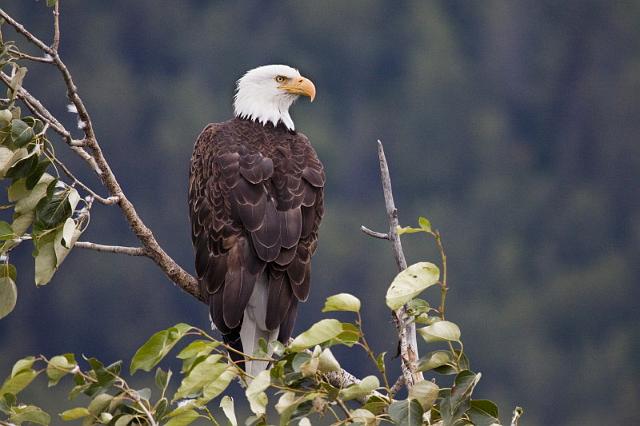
189, 65, 324, 375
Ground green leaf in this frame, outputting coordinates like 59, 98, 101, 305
10, 119, 35, 148
10, 212, 33, 240
46, 0, 58, 7
406, 298, 430, 317
176, 339, 220, 373
46, 354, 77, 386
0, 221, 14, 240
220, 396, 238, 426
418, 216, 432, 232
82, 358, 121, 394
418, 321, 461, 343
5, 153, 38, 180
327, 322, 361, 347
409, 380, 439, 409
362, 395, 390, 415
322, 293, 361, 312
468, 400, 500, 426
11, 357, 36, 378
114, 414, 135, 426
177, 339, 219, 359
397, 226, 424, 235
450, 370, 481, 412
245, 370, 271, 415
26, 159, 51, 190
0, 146, 17, 177
0, 110, 12, 127
9, 404, 50, 425
318, 348, 340, 372
199, 367, 237, 403
386, 262, 440, 311
58, 217, 77, 249
7, 67, 28, 104
34, 185, 80, 230
376, 352, 386, 373
13, 175, 55, 213
87, 393, 113, 416
440, 370, 482, 425
0, 264, 17, 281
155, 367, 172, 393
34, 236, 56, 286
299, 351, 319, 378
0, 368, 38, 395
388, 399, 424, 426
59, 407, 90, 421
130, 323, 192, 374
275, 391, 298, 426
417, 351, 454, 372
0, 276, 17, 319
173, 354, 224, 400
351, 408, 377, 426
274, 392, 320, 426
289, 319, 343, 352
338, 375, 379, 401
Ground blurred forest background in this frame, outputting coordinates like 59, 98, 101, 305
1, 1, 639, 425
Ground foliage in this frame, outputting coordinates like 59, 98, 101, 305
0, 19, 90, 318
0, 217, 520, 425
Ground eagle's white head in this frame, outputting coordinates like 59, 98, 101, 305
233, 64, 316, 131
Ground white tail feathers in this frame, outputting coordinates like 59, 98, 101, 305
240, 274, 279, 377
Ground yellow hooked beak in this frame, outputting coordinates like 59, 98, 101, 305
280, 76, 316, 102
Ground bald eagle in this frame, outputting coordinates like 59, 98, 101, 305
189, 65, 324, 375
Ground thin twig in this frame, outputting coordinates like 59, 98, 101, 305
51, 1, 60, 52
0, 8, 54, 54
0, 71, 102, 175
8, 49, 53, 64
360, 225, 389, 240
74, 241, 147, 256
46, 150, 118, 205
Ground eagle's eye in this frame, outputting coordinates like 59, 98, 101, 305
275, 75, 287, 83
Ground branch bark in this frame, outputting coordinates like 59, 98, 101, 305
361, 141, 423, 388
74, 242, 147, 256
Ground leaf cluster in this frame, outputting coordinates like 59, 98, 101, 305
0, 34, 90, 319
0, 216, 520, 426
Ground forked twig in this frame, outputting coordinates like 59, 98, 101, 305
361, 140, 424, 388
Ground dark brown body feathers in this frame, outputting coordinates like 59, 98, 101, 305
189, 117, 324, 354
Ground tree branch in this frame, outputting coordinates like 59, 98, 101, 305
51, 1, 60, 52
46, 149, 118, 205
0, 8, 203, 303
361, 140, 423, 388
0, 71, 101, 174
360, 225, 389, 240
74, 242, 147, 256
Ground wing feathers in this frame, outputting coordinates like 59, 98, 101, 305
189, 119, 324, 352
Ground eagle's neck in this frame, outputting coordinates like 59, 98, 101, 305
233, 91, 297, 131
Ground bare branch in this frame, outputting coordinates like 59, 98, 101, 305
51, 2, 60, 52
8, 49, 53, 64
0, 8, 54, 55
362, 140, 423, 388
0, 71, 103, 175
74, 242, 147, 256
46, 151, 118, 205
0, 6, 203, 303
360, 225, 389, 240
